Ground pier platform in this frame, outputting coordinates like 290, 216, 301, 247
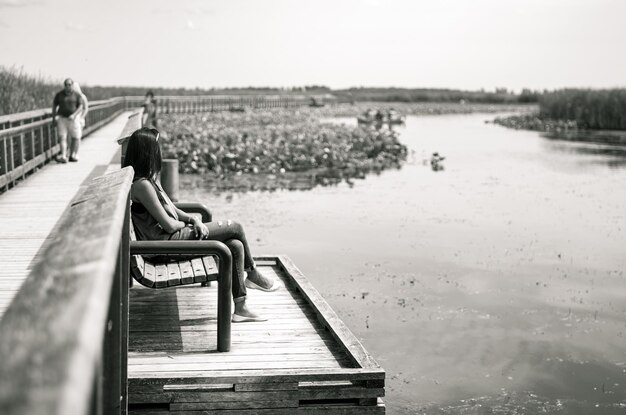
128, 256, 385, 414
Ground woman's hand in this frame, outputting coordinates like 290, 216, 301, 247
192, 218, 209, 239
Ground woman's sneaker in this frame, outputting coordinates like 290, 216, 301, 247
56, 156, 68, 163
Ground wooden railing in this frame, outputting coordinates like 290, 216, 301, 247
0, 166, 134, 415
122, 94, 334, 114
0, 98, 125, 192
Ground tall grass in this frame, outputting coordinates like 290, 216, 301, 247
0, 66, 59, 115
540, 89, 626, 130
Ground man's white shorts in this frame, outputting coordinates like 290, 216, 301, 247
57, 116, 83, 140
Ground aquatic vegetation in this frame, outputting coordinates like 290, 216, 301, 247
313, 102, 534, 118
158, 108, 408, 190
539, 89, 626, 130
492, 114, 579, 132
495, 89, 626, 133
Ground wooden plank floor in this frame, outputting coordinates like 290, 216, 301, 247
129, 263, 352, 375
0, 112, 132, 316
128, 259, 385, 414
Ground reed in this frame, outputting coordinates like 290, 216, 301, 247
0, 66, 58, 115
539, 89, 626, 130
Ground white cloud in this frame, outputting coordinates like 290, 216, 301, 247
186, 19, 195, 30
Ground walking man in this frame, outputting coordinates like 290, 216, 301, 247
51, 78, 86, 163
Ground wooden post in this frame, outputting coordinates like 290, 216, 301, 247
38, 125, 44, 164
103, 239, 123, 414
8, 135, 15, 182
18, 130, 25, 180
160, 159, 179, 202
120, 195, 130, 414
216, 247, 232, 352
2, 138, 7, 183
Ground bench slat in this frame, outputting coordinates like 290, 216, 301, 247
166, 263, 182, 287
179, 261, 194, 284
155, 264, 168, 288
191, 257, 207, 283
142, 262, 156, 288
202, 256, 219, 281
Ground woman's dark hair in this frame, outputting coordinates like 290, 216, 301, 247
145, 90, 154, 99
123, 127, 161, 180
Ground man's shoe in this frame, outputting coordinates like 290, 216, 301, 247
69, 156, 78, 162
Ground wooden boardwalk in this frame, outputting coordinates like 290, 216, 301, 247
0, 112, 132, 316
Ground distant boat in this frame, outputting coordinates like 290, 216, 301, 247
357, 113, 405, 125
309, 98, 325, 107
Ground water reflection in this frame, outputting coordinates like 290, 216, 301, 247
180, 114, 626, 414
542, 139, 626, 169
180, 167, 395, 194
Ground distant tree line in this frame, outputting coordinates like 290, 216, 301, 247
331, 87, 541, 104
539, 89, 626, 130
4, 66, 626, 131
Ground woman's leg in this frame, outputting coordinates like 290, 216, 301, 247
203, 220, 278, 290
204, 220, 255, 269
225, 238, 265, 321
223, 239, 246, 301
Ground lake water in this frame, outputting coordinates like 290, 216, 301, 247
180, 114, 626, 414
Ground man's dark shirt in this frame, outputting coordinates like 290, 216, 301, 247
53, 90, 81, 117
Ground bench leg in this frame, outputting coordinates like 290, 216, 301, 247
217, 260, 232, 352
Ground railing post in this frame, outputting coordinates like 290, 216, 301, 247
8, 135, 15, 182
37, 125, 44, 165
160, 159, 179, 202
18, 129, 25, 180
120, 195, 130, 414
103, 195, 130, 415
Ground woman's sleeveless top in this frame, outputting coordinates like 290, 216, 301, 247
131, 178, 193, 241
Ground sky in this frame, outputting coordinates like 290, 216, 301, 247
0, 0, 625, 91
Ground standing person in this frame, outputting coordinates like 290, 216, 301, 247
123, 127, 280, 322
141, 90, 158, 128
51, 78, 85, 163
69, 82, 89, 161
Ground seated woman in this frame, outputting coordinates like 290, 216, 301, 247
123, 127, 279, 323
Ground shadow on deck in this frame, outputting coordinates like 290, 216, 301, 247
128, 256, 385, 414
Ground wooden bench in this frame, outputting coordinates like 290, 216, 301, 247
128, 202, 233, 352
129, 203, 217, 288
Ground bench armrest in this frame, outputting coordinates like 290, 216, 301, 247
174, 202, 212, 222
130, 240, 226, 257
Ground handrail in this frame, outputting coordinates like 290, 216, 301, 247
0, 98, 125, 192
0, 166, 135, 415
0, 97, 124, 128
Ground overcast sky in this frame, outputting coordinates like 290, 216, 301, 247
1, 0, 624, 91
